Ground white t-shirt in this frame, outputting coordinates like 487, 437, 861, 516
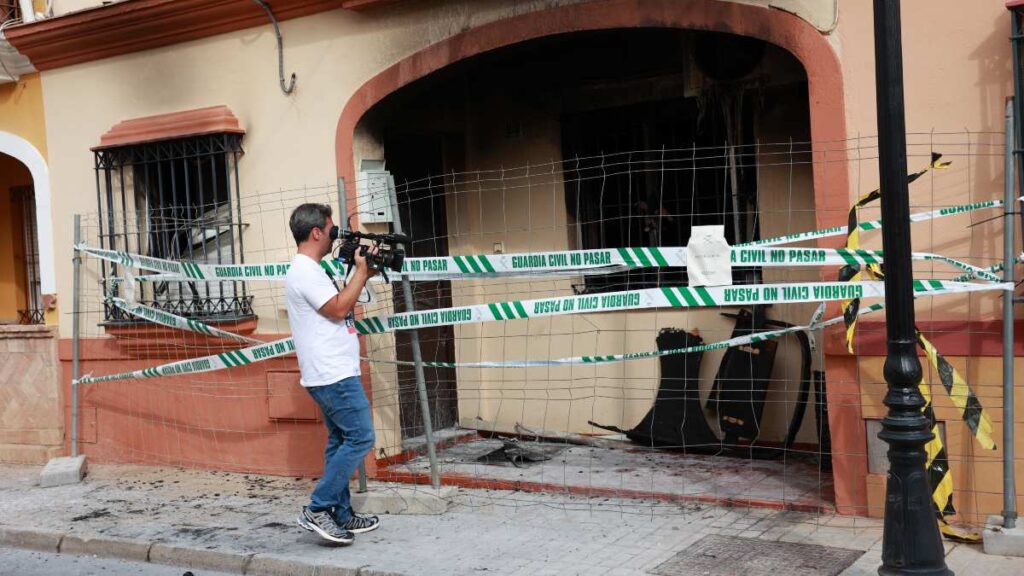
284, 254, 361, 387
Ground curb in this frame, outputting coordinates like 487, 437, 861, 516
60, 533, 151, 562
150, 543, 250, 573
0, 526, 406, 576
0, 527, 63, 552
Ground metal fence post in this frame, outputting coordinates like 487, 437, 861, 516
873, 1, 951, 574
1004, 101, 1018, 530
71, 214, 82, 457
338, 178, 369, 493
384, 179, 441, 489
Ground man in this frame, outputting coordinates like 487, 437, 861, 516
285, 203, 380, 544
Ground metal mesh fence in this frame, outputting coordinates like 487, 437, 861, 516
69, 131, 1017, 536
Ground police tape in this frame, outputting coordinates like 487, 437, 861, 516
106, 297, 261, 346
78, 336, 296, 384
74, 199, 1007, 283
835, 159, 997, 542
918, 332, 997, 451
917, 253, 1005, 283
354, 280, 1007, 335
90, 245, 1000, 283
375, 303, 887, 369
916, 330, 997, 543
950, 254, 1024, 283
839, 180, 887, 353
806, 303, 827, 354
917, 367, 962, 539
80, 297, 886, 382
103, 278, 877, 370
739, 199, 1004, 247
383, 247, 1002, 281
843, 153, 951, 254
78, 278, 1007, 384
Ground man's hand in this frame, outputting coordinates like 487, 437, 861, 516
318, 244, 379, 322
353, 244, 380, 278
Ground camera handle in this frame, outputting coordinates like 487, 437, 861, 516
343, 243, 392, 284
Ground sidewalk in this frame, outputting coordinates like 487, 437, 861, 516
0, 464, 1020, 575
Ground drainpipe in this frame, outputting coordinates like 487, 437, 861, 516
1003, 100, 1018, 530
873, 1, 951, 574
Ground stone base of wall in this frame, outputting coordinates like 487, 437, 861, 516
0, 443, 63, 464
0, 325, 63, 464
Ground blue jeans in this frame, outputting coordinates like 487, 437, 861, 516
306, 376, 375, 524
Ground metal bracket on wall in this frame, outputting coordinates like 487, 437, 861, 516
251, 0, 296, 95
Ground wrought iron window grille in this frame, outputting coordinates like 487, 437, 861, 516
94, 133, 253, 324
11, 186, 43, 325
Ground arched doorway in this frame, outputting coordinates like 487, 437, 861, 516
336, 0, 848, 224
0, 131, 62, 466
336, 0, 864, 516
0, 153, 40, 323
0, 131, 54, 320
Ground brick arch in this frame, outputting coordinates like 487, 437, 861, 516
336, 0, 864, 515
336, 0, 848, 229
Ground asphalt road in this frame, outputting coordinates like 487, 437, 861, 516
0, 547, 236, 576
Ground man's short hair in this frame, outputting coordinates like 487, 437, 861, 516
289, 203, 333, 245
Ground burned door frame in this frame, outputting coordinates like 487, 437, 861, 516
337, 0, 860, 512
385, 130, 461, 438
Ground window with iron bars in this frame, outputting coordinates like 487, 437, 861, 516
94, 134, 253, 323
12, 186, 44, 325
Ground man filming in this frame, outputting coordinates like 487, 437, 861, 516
285, 203, 380, 544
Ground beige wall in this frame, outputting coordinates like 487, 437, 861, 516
45, 0, 611, 340
47, 0, 102, 17
859, 354, 1024, 525
834, 0, 1012, 323
39, 0, 1018, 457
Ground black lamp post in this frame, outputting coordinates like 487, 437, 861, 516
872, 1, 952, 574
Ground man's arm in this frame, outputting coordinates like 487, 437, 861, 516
318, 247, 377, 322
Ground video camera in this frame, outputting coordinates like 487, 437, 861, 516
330, 226, 410, 283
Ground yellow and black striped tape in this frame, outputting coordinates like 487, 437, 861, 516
843, 153, 950, 254
840, 153, 952, 353
915, 331, 997, 542
916, 373, 968, 541
917, 333, 997, 451
839, 266, 883, 353
835, 152, 999, 540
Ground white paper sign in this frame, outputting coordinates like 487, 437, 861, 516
686, 225, 732, 287
122, 269, 137, 304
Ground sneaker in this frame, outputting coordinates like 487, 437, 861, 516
339, 513, 380, 534
297, 506, 354, 544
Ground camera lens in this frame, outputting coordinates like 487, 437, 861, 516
388, 250, 405, 273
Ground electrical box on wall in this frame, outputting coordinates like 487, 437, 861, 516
357, 159, 395, 224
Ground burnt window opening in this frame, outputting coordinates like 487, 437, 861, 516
94, 134, 253, 323
562, 95, 762, 294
